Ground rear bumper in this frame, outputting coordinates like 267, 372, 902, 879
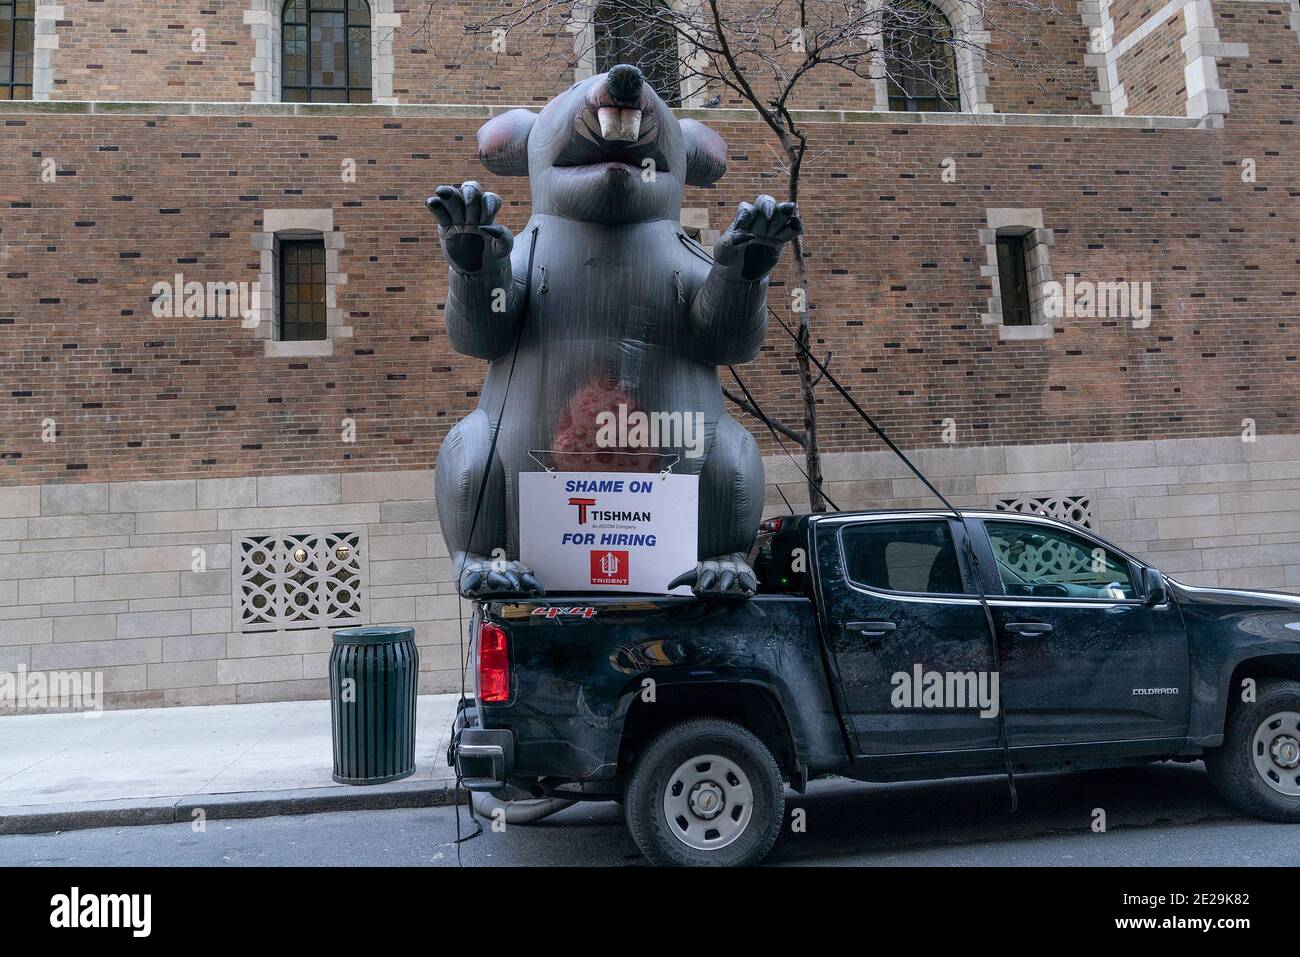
448, 697, 513, 791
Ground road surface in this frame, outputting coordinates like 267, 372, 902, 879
2, 761, 1294, 867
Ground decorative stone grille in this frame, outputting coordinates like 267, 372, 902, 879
993, 494, 1094, 529
235, 529, 367, 632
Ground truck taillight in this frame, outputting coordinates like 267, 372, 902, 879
478, 621, 510, 703
758, 517, 783, 534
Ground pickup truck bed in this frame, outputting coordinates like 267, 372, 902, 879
458, 594, 849, 795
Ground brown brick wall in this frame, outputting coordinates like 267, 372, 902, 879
3, 94, 1299, 487
3, 3, 1297, 489
50, 0, 253, 102
391, 0, 576, 106
1116, 12, 1186, 117
39, 0, 1104, 114
1111, 1, 1169, 46
984, 0, 1099, 114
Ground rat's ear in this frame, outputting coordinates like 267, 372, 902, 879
681, 119, 727, 187
477, 109, 537, 177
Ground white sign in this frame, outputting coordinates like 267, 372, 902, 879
519, 471, 698, 595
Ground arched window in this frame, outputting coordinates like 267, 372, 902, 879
593, 0, 681, 106
883, 0, 960, 112
282, 0, 372, 103
1, 0, 34, 101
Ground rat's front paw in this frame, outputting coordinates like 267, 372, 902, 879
713, 195, 802, 282
426, 181, 514, 274
458, 558, 544, 599
667, 555, 759, 599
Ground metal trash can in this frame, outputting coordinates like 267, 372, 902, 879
330, 626, 419, 785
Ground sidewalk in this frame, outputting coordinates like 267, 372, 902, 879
0, 695, 462, 835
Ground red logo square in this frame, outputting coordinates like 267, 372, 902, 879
590, 550, 629, 586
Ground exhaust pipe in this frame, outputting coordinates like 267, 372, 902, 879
471, 791, 576, 825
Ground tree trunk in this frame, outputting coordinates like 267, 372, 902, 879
789, 236, 827, 513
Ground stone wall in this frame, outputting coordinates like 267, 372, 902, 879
0, 469, 461, 710
5, 433, 1300, 710
765, 434, 1300, 593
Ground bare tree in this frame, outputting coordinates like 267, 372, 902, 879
417, 0, 1074, 511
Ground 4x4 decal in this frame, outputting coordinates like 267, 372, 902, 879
531, 606, 599, 619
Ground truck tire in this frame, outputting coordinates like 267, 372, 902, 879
624, 718, 785, 867
1205, 678, 1300, 822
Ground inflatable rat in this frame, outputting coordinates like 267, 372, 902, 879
428, 64, 801, 599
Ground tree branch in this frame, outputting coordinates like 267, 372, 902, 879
722, 386, 807, 445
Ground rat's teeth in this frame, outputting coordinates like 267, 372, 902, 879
597, 107, 642, 142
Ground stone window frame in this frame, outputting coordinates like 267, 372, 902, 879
250, 208, 352, 358
569, 0, 710, 107
979, 208, 1056, 341
865, 0, 993, 114
1077, 0, 1122, 115
680, 206, 720, 246
29, 0, 59, 101
244, 0, 401, 105
1078, 0, 1248, 126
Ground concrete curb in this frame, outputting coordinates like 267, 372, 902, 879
0, 779, 464, 835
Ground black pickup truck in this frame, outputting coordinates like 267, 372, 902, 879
449, 509, 1300, 866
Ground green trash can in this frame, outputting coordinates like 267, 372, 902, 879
330, 626, 419, 785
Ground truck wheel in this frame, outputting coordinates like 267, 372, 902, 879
1205, 678, 1300, 822
624, 718, 785, 867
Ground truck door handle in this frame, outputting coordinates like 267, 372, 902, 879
1005, 621, 1053, 636
847, 620, 896, 638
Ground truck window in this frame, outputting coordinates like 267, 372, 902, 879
840, 520, 966, 595
984, 520, 1137, 600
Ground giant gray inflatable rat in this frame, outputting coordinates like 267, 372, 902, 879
428, 64, 801, 599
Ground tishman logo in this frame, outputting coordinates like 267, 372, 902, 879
569, 497, 597, 524
50, 887, 151, 937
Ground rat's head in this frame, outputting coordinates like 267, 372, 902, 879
476, 65, 727, 224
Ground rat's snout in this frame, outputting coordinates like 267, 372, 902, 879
589, 64, 648, 143
606, 64, 643, 105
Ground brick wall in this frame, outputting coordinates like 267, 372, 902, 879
51, 0, 253, 102
984, 0, 1098, 114
1115, 11, 1186, 117
1110, 0, 1170, 45
3, 104, 1298, 486
37, 0, 1109, 114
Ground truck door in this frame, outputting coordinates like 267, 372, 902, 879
814, 516, 1003, 759
973, 517, 1190, 748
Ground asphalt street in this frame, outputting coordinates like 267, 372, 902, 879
2, 762, 1295, 867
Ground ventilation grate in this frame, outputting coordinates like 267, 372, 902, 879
993, 494, 1094, 529
235, 529, 367, 632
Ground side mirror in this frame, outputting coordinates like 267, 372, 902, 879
1143, 566, 1168, 607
